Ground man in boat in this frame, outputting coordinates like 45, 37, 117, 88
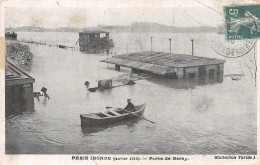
124, 99, 135, 112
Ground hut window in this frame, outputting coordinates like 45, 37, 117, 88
209, 69, 215, 79
100, 33, 105, 38
188, 73, 196, 79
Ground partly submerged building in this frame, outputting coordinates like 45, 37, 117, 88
101, 51, 225, 84
5, 31, 17, 41
78, 30, 114, 53
5, 59, 35, 116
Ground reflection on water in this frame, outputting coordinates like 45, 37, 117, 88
32, 95, 51, 107
41, 96, 50, 106
147, 75, 223, 89
81, 117, 141, 135
80, 48, 111, 54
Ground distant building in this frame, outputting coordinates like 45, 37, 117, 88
78, 30, 113, 53
5, 59, 35, 116
101, 51, 225, 84
97, 25, 131, 32
5, 31, 17, 41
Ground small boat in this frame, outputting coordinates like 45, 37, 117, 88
87, 87, 98, 92
231, 75, 242, 81
58, 45, 66, 49
80, 104, 146, 126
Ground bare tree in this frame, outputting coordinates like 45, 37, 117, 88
243, 44, 257, 86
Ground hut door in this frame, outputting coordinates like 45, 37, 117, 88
198, 66, 206, 85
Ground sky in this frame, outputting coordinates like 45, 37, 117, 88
3, 0, 257, 28
5, 7, 224, 28
5, 0, 250, 28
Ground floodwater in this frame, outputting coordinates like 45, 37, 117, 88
6, 32, 257, 154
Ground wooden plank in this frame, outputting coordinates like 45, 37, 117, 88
104, 51, 225, 69
109, 110, 121, 116
100, 112, 112, 117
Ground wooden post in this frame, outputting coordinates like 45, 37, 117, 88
151, 37, 153, 51
191, 39, 194, 56
23, 83, 34, 111
115, 65, 120, 71
169, 38, 171, 53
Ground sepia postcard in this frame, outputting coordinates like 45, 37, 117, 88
0, 0, 259, 164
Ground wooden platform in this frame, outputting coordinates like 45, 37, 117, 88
101, 51, 225, 75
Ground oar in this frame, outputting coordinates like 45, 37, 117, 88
124, 110, 156, 124
106, 106, 155, 124
106, 106, 116, 109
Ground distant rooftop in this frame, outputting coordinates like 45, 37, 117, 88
5, 59, 35, 86
79, 30, 109, 34
101, 51, 225, 75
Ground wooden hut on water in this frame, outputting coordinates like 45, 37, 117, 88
78, 30, 113, 53
5, 31, 17, 41
5, 59, 35, 116
101, 51, 225, 84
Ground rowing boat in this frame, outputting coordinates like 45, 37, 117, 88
80, 104, 146, 126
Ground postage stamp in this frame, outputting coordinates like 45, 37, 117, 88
225, 4, 260, 40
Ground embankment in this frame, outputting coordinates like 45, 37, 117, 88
6, 42, 33, 71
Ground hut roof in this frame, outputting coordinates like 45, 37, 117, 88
5, 59, 35, 86
101, 51, 225, 75
79, 30, 109, 34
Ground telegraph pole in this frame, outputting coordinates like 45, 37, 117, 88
151, 37, 153, 51
191, 39, 194, 56
169, 38, 172, 53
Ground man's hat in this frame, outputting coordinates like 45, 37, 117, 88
41, 87, 47, 93
127, 99, 131, 101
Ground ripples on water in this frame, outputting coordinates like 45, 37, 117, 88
6, 32, 257, 154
